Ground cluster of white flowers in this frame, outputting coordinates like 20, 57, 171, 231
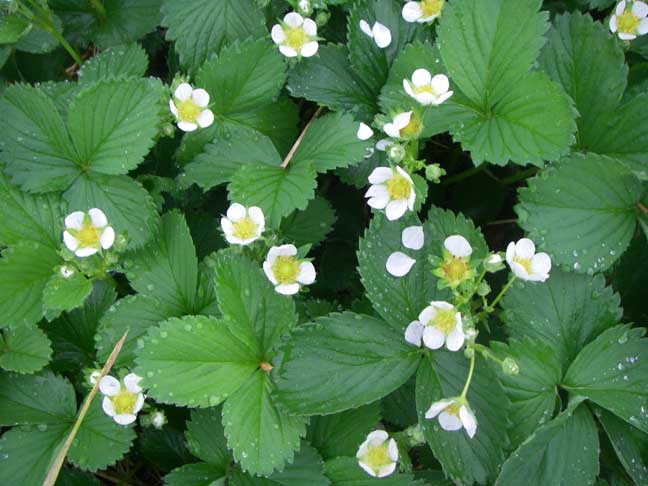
610, 0, 648, 40
98, 373, 145, 425
271, 12, 319, 57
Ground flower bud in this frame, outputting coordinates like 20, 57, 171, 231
425, 163, 446, 183
502, 357, 519, 375
298, 0, 313, 15
387, 144, 406, 163
484, 253, 504, 273
476, 280, 491, 297
315, 10, 330, 26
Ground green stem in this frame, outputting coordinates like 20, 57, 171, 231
473, 343, 504, 366
45, 22, 83, 65
460, 353, 476, 399
484, 275, 516, 313
88, 0, 107, 21
441, 165, 485, 185
499, 167, 539, 186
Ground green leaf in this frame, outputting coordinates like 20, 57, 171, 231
280, 197, 337, 248
291, 112, 372, 173
185, 407, 231, 467
0, 84, 79, 193
324, 457, 426, 486
516, 153, 642, 273
416, 353, 509, 485
67, 78, 163, 174
228, 161, 317, 228
610, 235, 648, 323
0, 14, 30, 43
135, 315, 258, 407
162, 0, 266, 70
93, 0, 162, 48
267, 443, 330, 486
286, 44, 379, 120
63, 172, 159, 248
502, 269, 621, 370
78, 43, 149, 85
15, 15, 61, 54
308, 403, 382, 460
222, 370, 307, 476
563, 325, 648, 434
211, 252, 297, 357
139, 426, 194, 472
42, 270, 93, 314
0, 324, 52, 374
495, 405, 598, 486
0, 173, 65, 249
164, 463, 226, 486
381, 379, 418, 428
0, 242, 60, 328
490, 339, 561, 448
275, 312, 421, 415
596, 407, 648, 485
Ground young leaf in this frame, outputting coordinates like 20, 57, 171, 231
516, 153, 643, 273
0, 324, 52, 374
501, 269, 621, 369
280, 197, 337, 248
185, 407, 231, 468
495, 405, 598, 485
42, 271, 94, 315
78, 43, 149, 85
416, 353, 509, 485
222, 370, 307, 476
134, 316, 259, 407
274, 312, 421, 415
164, 463, 226, 486
563, 325, 648, 434
324, 457, 426, 486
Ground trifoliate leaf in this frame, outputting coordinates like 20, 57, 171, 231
42, 270, 93, 314
67, 78, 163, 174
0, 324, 52, 374
161, 0, 266, 70
308, 403, 382, 460
93, 0, 162, 48
291, 112, 372, 173
0, 242, 60, 328
596, 407, 648, 485
516, 153, 643, 273
164, 463, 227, 486
210, 252, 297, 358
275, 312, 421, 415
185, 407, 231, 467
228, 161, 317, 229
63, 172, 159, 249
502, 269, 621, 370
416, 353, 509, 485
78, 43, 149, 85
135, 315, 259, 407
490, 339, 561, 448
280, 197, 337, 248
563, 325, 648, 434
495, 405, 598, 486
287, 44, 379, 120
324, 457, 426, 486
0, 84, 80, 193
223, 370, 307, 476
0, 173, 65, 249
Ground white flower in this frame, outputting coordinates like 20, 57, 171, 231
610, 1, 648, 40
59, 265, 75, 278
169, 83, 214, 132
506, 238, 551, 282
386, 251, 416, 277
220, 203, 265, 246
425, 398, 477, 438
151, 410, 167, 429
263, 244, 316, 295
356, 430, 398, 478
406, 301, 465, 351
271, 12, 319, 58
63, 208, 115, 258
444, 235, 472, 258
365, 166, 416, 221
402, 0, 445, 23
357, 122, 374, 140
99, 373, 145, 425
383, 111, 421, 139
402, 226, 424, 250
403, 69, 453, 106
359, 19, 392, 48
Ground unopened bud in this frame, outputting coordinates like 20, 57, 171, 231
425, 163, 446, 183
315, 10, 330, 26
502, 357, 519, 375
387, 144, 406, 163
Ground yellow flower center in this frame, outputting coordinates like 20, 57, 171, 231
176, 98, 202, 123
442, 257, 470, 285
272, 256, 300, 284
445, 401, 461, 416
232, 216, 258, 240
399, 113, 422, 138
513, 256, 532, 274
421, 0, 444, 18
111, 390, 138, 415
618, 10, 640, 33
76, 221, 100, 248
285, 26, 307, 49
362, 444, 392, 472
413, 83, 438, 96
386, 173, 412, 200
431, 308, 457, 335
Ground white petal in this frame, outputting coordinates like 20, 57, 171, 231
404, 321, 424, 347
358, 461, 378, 477
372, 22, 392, 48
515, 238, 536, 259
402, 2, 423, 22
383, 123, 401, 138
276, 244, 298, 257
123, 373, 142, 393
297, 261, 316, 284
430, 74, 450, 94
65, 211, 85, 230
248, 206, 265, 229
102, 396, 115, 417
367, 194, 390, 210
425, 400, 452, 419
197, 109, 214, 128
465, 424, 477, 438
412, 68, 432, 87
423, 326, 445, 350
100, 226, 115, 250
227, 203, 246, 221
302, 18, 317, 35
275, 283, 300, 295
359, 19, 373, 37
368, 167, 394, 184
377, 462, 397, 478
375, 139, 393, 151
393, 111, 412, 129
510, 261, 530, 280
402, 226, 424, 250
403, 79, 415, 98
99, 375, 120, 396
76, 247, 99, 258
271, 24, 286, 43
169, 99, 178, 117
633, 1, 648, 17
505, 241, 516, 266
365, 184, 389, 201
63, 231, 79, 251
177, 121, 198, 132
367, 430, 389, 444
191, 89, 210, 108
385, 199, 408, 221
531, 252, 551, 277
619, 31, 637, 40
638, 17, 648, 34
279, 45, 299, 57
357, 122, 374, 140
459, 406, 477, 433
610, 15, 618, 33
407, 187, 416, 210
284, 12, 304, 27
87, 208, 107, 227
438, 410, 463, 431
444, 235, 472, 258
445, 327, 465, 351
386, 251, 416, 277
414, 92, 436, 105
418, 305, 436, 324
263, 261, 278, 285
133, 393, 145, 414
356, 440, 370, 458
617, 0, 627, 16
300, 41, 319, 57
113, 413, 137, 425
174, 83, 192, 101
435, 90, 454, 104
221, 217, 234, 236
